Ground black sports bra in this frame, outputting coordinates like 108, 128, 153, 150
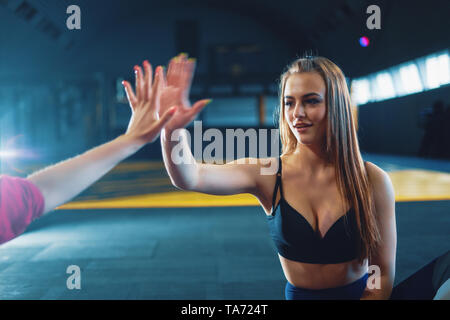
266, 157, 360, 264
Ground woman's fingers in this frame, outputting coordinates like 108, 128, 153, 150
173, 55, 184, 87
167, 56, 177, 85
169, 55, 181, 87
134, 65, 144, 99
160, 65, 167, 88
149, 66, 163, 113
143, 60, 152, 99
188, 99, 212, 118
122, 80, 137, 108
181, 58, 195, 94
179, 54, 190, 86
167, 54, 195, 99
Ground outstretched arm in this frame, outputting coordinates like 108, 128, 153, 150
27, 61, 176, 215
159, 54, 273, 197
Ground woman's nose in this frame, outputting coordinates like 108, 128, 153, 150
293, 103, 306, 118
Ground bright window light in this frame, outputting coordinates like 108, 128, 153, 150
351, 79, 371, 105
374, 72, 396, 100
399, 63, 423, 94
347, 50, 448, 105
0, 149, 17, 158
425, 54, 450, 89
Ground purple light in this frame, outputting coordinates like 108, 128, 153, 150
359, 36, 370, 47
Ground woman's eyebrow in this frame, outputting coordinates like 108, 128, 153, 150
303, 93, 322, 98
284, 93, 322, 99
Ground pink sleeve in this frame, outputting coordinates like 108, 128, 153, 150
0, 175, 45, 245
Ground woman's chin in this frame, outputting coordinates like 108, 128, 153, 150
293, 132, 322, 146
296, 138, 313, 146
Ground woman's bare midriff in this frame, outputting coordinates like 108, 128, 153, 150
279, 254, 368, 289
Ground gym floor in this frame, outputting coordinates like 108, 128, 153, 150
0, 154, 449, 299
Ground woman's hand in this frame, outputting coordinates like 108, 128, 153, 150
159, 54, 211, 135
28, 61, 178, 215
122, 60, 177, 146
158, 54, 267, 198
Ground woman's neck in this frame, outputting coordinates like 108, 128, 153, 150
292, 143, 333, 174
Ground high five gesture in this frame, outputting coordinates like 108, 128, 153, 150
159, 54, 212, 134
122, 61, 177, 144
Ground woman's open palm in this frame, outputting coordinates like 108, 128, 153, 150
122, 61, 177, 144
159, 54, 211, 133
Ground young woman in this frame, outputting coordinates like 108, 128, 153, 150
0, 60, 177, 245
158, 54, 397, 300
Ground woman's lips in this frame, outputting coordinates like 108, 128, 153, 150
295, 124, 312, 133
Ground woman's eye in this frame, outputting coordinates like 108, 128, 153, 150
306, 99, 320, 104
285, 101, 293, 107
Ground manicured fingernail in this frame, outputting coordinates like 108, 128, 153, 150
144, 60, 149, 65
134, 65, 139, 73
179, 52, 187, 57
188, 58, 196, 63
169, 106, 177, 113
121, 80, 126, 86
205, 99, 212, 105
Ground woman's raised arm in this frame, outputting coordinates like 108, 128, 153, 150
159, 54, 276, 197
27, 61, 176, 215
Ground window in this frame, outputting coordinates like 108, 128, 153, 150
351, 79, 371, 105
351, 50, 449, 106
373, 72, 396, 101
399, 63, 423, 95
425, 54, 449, 89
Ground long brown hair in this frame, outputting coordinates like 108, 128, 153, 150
277, 55, 381, 263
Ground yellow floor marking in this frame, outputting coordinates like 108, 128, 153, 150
58, 191, 259, 209
58, 169, 450, 209
389, 170, 450, 202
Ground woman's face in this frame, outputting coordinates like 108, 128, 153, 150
284, 72, 327, 147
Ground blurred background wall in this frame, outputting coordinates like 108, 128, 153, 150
0, 0, 449, 168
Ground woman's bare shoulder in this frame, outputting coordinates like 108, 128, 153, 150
363, 161, 395, 212
364, 161, 389, 182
